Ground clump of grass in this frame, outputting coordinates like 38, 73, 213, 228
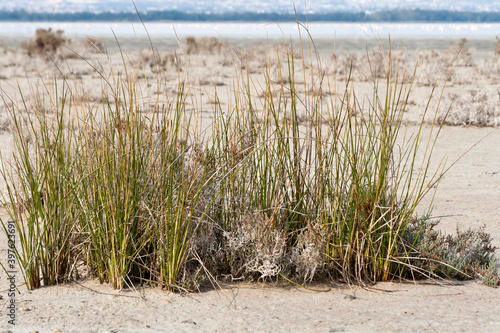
1, 61, 211, 291
73, 78, 207, 290
0, 79, 78, 288
199, 37, 452, 284
1, 24, 498, 290
22, 28, 66, 57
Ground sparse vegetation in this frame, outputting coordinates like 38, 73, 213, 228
1, 26, 498, 292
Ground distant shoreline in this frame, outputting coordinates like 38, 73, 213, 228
1, 9, 500, 23
1, 22, 499, 41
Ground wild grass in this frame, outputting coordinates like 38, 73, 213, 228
1, 26, 498, 291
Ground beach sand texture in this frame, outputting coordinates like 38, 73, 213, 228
0, 34, 499, 332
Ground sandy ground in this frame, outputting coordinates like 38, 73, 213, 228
0, 35, 499, 332
0, 126, 498, 333
0, 278, 499, 332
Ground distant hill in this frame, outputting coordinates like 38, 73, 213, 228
1, 9, 500, 22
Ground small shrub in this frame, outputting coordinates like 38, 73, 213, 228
183, 36, 225, 55
23, 28, 66, 57
223, 212, 287, 279
404, 216, 499, 286
82, 37, 105, 53
480, 258, 500, 288
437, 90, 500, 127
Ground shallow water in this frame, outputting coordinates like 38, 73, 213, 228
1, 21, 500, 38
0, 21, 498, 60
